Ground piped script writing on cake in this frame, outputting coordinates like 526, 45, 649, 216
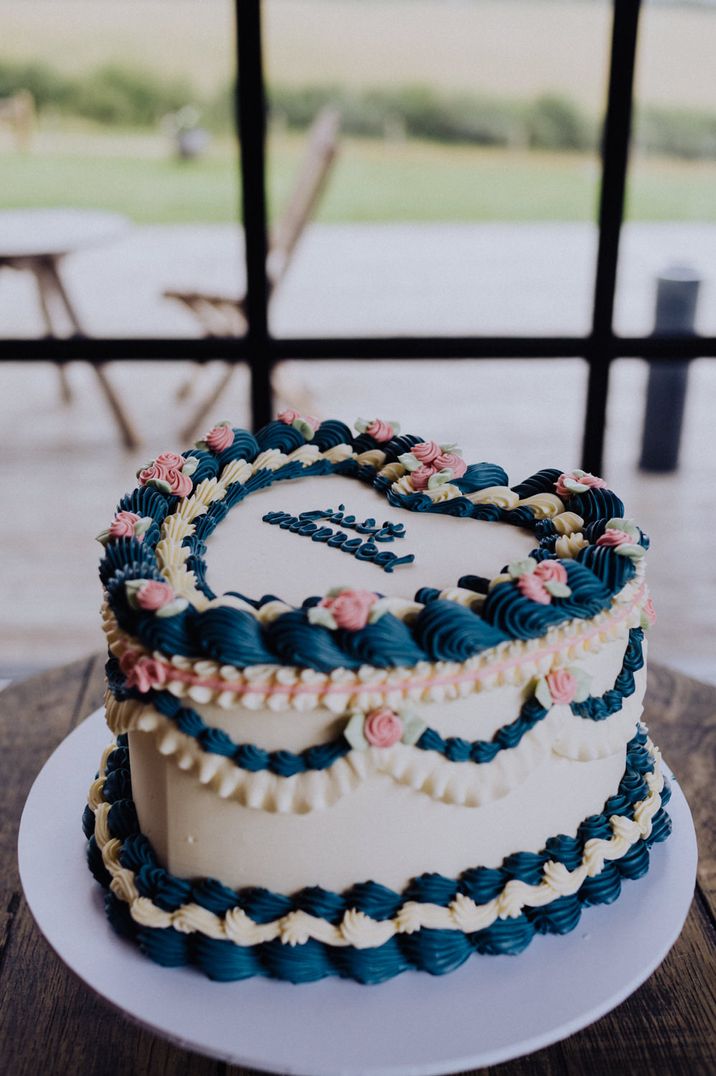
85, 414, 670, 985
261, 503, 416, 572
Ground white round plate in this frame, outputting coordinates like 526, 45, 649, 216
19, 708, 697, 1076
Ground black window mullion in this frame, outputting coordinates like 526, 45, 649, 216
236, 0, 272, 429
582, 0, 642, 474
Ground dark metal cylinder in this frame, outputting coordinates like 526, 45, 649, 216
639, 266, 701, 473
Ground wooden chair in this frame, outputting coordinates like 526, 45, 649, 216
164, 106, 341, 440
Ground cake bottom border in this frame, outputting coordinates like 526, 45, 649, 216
82, 726, 672, 983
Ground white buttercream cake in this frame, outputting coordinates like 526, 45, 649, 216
85, 413, 670, 982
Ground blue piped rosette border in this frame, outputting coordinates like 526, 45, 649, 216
83, 725, 671, 983
100, 418, 649, 675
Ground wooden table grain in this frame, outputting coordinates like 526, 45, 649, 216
1, 657, 714, 1076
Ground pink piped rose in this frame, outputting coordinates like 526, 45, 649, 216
555, 470, 607, 498
135, 580, 175, 611
277, 409, 319, 432
108, 511, 141, 540
154, 451, 185, 470
205, 424, 234, 453
434, 452, 467, 479
365, 419, 395, 442
319, 588, 378, 631
163, 467, 193, 497
409, 465, 436, 491
534, 560, 568, 586
137, 461, 168, 486
364, 707, 404, 748
546, 669, 577, 705
119, 651, 168, 694
517, 572, 552, 605
277, 408, 300, 424
596, 529, 633, 548
643, 597, 657, 625
411, 440, 442, 465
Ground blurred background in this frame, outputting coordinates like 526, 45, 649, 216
0, 0, 714, 682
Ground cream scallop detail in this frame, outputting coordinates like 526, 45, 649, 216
108, 689, 642, 813
88, 740, 666, 947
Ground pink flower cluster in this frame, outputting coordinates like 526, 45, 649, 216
596, 528, 633, 548
119, 650, 168, 694
319, 588, 377, 631
135, 580, 175, 611
138, 451, 192, 497
364, 418, 395, 443
517, 560, 568, 605
364, 707, 404, 748
204, 424, 234, 453
555, 471, 607, 498
108, 511, 141, 541
409, 440, 467, 491
545, 669, 577, 705
278, 409, 319, 431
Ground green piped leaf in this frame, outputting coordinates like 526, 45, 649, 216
181, 456, 200, 478
427, 468, 454, 489
401, 713, 427, 746
344, 712, 368, 751
307, 605, 337, 630
292, 417, 315, 441
508, 557, 537, 579
614, 543, 645, 561
535, 677, 552, 710
156, 597, 189, 618
571, 667, 592, 703
398, 451, 420, 472
133, 516, 152, 537
544, 580, 572, 598
96, 530, 110, 547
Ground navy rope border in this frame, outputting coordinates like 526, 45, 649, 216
100, 419, 649, 673
108, 629, 645, 776
83, 724, 671, 983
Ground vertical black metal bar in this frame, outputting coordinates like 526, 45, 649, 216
236, 0, 272, 429
582, 0, 641, 473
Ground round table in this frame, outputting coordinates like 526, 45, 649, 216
1, 656, 714, 1074
0, 208, 138, 448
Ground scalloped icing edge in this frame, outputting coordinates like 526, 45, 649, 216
108, 693, 640, 813
88, 738, 665, 945
102, 568, 647, 714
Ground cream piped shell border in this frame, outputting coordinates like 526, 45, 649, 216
88, 739, 665, 949
102, 567, 647, 716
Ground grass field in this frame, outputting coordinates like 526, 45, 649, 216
1, 133, 714, 224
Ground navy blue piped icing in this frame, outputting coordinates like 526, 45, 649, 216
86, 727, 670, 983
100, 419, 648, 674
255, 421, 305, 454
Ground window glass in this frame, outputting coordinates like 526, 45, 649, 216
264, 0, 612, 338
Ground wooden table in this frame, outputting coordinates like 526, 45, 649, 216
1, 657, 713, 1075
0, 208, 140, 449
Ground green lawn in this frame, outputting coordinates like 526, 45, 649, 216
2, 135, 714, 224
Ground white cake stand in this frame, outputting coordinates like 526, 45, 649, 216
19, 708, 697, 1076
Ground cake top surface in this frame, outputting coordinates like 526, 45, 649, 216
98, 413, 649, 677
